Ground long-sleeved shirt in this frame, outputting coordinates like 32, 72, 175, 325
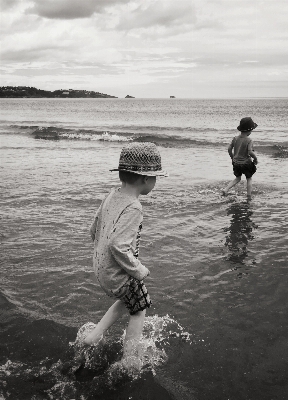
90, 188, 150, 296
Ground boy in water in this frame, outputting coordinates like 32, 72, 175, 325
222, 117, 258, 199
79, 142, 167, 358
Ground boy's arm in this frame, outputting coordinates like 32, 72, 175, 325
108, 206, 150, 281
248, 140, 258, 164
90, 208, 100, 241
228, 139, 234, 160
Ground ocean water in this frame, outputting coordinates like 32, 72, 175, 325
0, 98, 288, 400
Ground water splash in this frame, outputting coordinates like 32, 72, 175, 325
68, 314, 192, 382
0, 360, 25, 377
143, 315, 192, 346
0, 315, 192, 399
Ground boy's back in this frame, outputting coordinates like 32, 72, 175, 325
222, 117, 258, 199
232, 134, 253, 164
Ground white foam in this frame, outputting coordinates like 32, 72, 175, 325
100, 132, 131, 142
59, 131, 132, 141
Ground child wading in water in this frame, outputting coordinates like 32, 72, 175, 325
76, 142, 167, 362
222, 117, 258, 199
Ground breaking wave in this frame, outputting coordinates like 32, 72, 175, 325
1, 124, 287, 155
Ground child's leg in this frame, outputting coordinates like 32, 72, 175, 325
123, 309, 146, 357
246, 177, 252, 197
84, 300, 126, 345
222, 176, 241, 195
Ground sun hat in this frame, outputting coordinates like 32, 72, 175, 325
237, 117, 258, 132
110, 142, 168, 177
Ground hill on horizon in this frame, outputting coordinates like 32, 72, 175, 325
0, 86, 117, 98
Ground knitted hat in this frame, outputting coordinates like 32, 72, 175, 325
110, 142, 168, 177
237, 117, 258, 132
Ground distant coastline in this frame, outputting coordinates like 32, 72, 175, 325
0, 86, 117, 98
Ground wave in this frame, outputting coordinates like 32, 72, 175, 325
27, 127, 288, 155
31, 126, 132, 142
0, 291, 17, 310
26, 126, 222, 149
1, 124, 287, 155
257, 144, 288, 158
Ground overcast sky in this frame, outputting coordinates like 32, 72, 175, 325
0, 0, 287, 98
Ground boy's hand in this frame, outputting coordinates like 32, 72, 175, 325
254, 159, 258, 165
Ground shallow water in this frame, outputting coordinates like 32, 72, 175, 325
0, 99, 288, 399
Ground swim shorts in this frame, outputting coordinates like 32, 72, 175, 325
233, 161, 256, 179
115, 277, 152, 315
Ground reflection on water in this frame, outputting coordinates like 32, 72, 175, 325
224, 201, 258, 268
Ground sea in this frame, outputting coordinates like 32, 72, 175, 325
0, 98, 287, 400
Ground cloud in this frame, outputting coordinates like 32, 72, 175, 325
116, 0, 196, 31
0, 0, 20, 10
1, 0, 287, 97
1, 45, 65, 63
26, 0, 131, 20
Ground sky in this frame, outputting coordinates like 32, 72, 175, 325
0, 0, 287, 98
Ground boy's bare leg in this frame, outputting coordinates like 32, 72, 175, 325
123, 309, 146, 357
247, 177, 252, 198
84, 300, 126, 345
222, 176, 241, 195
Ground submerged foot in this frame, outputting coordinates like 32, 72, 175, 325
74, 322, 103, 346
72, 322, 102, 366
83, 332, 103, 346
221, 190, 227, 197
81, 323, 104, 347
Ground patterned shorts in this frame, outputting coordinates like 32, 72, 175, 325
233, 161, 256, 179
115, 277, 152, 315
